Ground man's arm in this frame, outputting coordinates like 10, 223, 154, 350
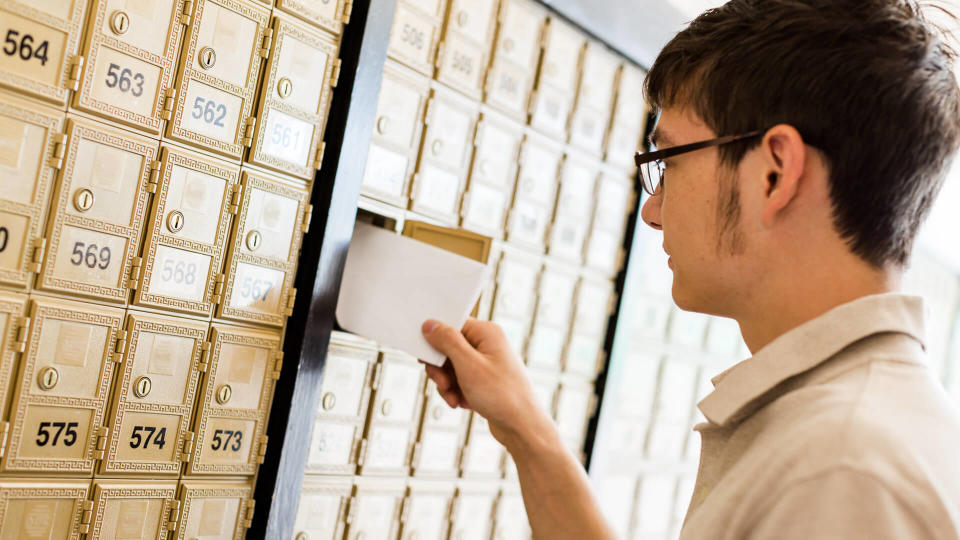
421, 319, 616, 540
746, 467, 935, 540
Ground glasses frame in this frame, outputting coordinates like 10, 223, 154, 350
634, 129, 769, 195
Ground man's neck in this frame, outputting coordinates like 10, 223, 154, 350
736, 258, 902, 355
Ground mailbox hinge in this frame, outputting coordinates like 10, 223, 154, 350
166, 498, 181, 531
77, 499, 94, 534
93, 426, 109, 460
242, 498, 256, 528
67, 55, 84, 91
14, 316, 30, 353
146, 160, 162, 193
255, 435, 268, 464
210, 273, 226, 306
342, 0, 354, 23
126, 257, 143, 290
371, 362, 383, 390
313, 142, 325, 170
179, 431, 195, 463
197, 341, 211, 372
259, 27, 274, 59
434, 42, 445, 70
49, 133, 68, 169
356, 438, 368, 466
241, 116, 257, 147
301, 204, 313, 233
227, 183, 242, 214
0, 422, 8, 459
283, 288, 296, 317
161, 88, 177, 120
112, 329, 128, 363
180, 0, 194, 25
271, 350, 283, 380
411, 442, 422, 467
330, 59, 342, 88
28, 237, 47, 274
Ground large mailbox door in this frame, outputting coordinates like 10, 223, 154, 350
187, 323, 281, 476
89, 479, 179, 540
0, 93, 63, 290
275, 0, 351, 37
73, 0, 187, 135
134, 145, 240, 316
99, 312, 207, 476
0, 292, 27, 424
398, 481, 455, 540
37, 117, 157, 304
387, 1, 442, 77
249, 15, 340, 180
217, 170, 310, 327
0, 479, 92, 539
175, 479, 254, 540
293, 476, 352, 540
0, 1, 88, 105
2, 296, 124, 474
344, 479, 405, 540
167, 0, 270, 158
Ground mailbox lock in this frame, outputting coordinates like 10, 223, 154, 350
38, 367, 59, 390
295, 534, 309, 540
356, 533, 367, 540
431, 405, 444, 421
431, 139, 444, 157
380, 399, 393, 416
409, 532, 421, 540
376, 116, 390, 135
167, 210, 185, 233
216, 384, 233, 404
477, 160, 489, 177
503, 38, 515, 53
546, 62, 558, 77
246, 230, 262, 251
134, 376, 152, 398
199, 47, 217, 70
321, 392, 336, 411
277, 77, 293, 99
456, 10, 469, 27
110, 10, 130, 35
74, 188, 94, 212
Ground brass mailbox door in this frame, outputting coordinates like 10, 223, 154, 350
469, 113, 521, 191
460, 413, 504, 478
534, 266, 577, 329
447, 0, 498, 47
554, 379, 595, 454
2, 296, 124, 474
37, 117, 157, 304
419, 86, 478, 172
167, 0, 270, 158
344, 479, 404, 540
573, 278, 614, 337
275, 0, 350, 37
100, 312, 207, 476
175, 479, 254, 540
399, 481, 454, 540
217, 170, 310, 327
0, 292, 27, 423
360, 61, 429, 207
357, 352, 425, 476
491, 252, 540, 321
537, 18, 584, 94
89, 479, 178, 540
387, 2, 441, 77
249, 16, 340, 180
135, 145, 240, 316
492, 0, 543, 71
0, 93, 63, 290
449, 485, 498, 540
73, 0, 187, 135
564, 332, 603, 379
0, 1, 88, 105
187, 323, 281, 476
0, 479, 91, 540
293, 477, 352, 540
435, 31, 487, 100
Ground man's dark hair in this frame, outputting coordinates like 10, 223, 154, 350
646, 0, 960, 267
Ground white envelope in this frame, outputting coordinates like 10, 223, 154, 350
336, 222, 491, 366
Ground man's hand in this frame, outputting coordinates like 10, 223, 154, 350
420, 318, 553, 449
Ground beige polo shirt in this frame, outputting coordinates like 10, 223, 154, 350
679, 294, 960, 540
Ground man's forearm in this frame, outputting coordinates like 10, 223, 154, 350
504, 416, 617, 540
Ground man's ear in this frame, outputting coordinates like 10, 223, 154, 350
760, 124, 807, 227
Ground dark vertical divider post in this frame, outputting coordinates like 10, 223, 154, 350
249, 1, 398, 538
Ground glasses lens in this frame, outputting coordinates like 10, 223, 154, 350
640, 160, 662, 195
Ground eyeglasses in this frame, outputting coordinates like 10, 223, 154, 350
634, 129, 768, 196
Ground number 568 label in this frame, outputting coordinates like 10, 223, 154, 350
146, 245, 210, 303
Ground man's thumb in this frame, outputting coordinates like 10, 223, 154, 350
422, 320, 475, 367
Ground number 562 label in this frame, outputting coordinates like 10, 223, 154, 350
179, 80, 243, 145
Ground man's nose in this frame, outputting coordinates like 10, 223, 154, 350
641, 192, 663, 231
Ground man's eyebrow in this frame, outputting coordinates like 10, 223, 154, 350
649, 129, 675, 148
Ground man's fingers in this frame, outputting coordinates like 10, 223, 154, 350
423, 363, 454, 392
461, 318, 502, 350
422, 320, 478, 369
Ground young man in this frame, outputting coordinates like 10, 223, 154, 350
420, 0, 960, 538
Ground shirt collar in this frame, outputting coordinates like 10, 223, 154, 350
698, 293, 927, 427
